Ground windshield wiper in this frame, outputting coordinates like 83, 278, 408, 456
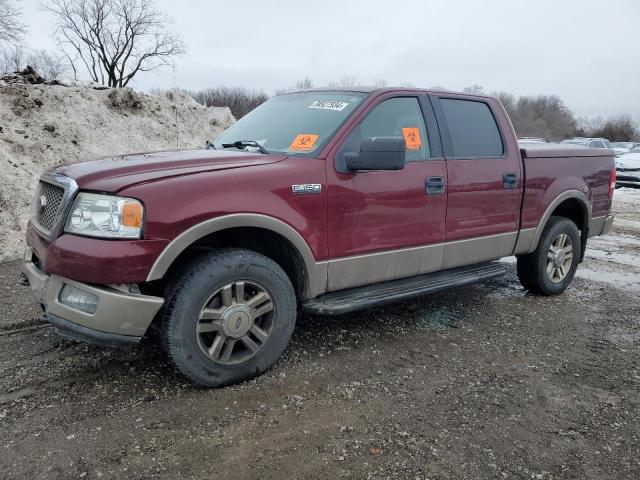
221, 140, 269, 154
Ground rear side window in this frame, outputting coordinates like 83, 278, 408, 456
440, 99, 504, 158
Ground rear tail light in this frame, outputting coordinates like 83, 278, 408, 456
608, 167, 616, 199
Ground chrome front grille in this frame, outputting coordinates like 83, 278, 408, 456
31, 173, 79, 240
35, 181, 65, 232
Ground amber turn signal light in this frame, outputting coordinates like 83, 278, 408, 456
122, 201, 143, 228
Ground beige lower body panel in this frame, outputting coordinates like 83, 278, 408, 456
442, 232, 517, 269
513, 228, 537, 255
327, 231, 518, 293
328, 244, 444, 291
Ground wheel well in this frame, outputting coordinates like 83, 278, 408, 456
159, 227, 309, 301
550, 198, 588, 233
549, 198, 589, 261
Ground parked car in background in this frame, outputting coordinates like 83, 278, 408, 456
561, 138, 613, 149
611, 142, 636, 157
615, 149, 640, 187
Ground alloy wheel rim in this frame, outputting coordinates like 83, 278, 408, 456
546, 233, 574, 283
195, 281, 275, 365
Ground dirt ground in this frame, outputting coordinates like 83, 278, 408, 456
1, 191, 639, 480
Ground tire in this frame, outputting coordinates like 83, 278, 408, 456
161, 249, 296, 387
516, 216, 582, 296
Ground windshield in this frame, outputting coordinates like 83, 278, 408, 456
212, 91, 367, 156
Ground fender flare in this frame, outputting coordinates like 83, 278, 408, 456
517, 190, 591, 254
146, 214, 327, 298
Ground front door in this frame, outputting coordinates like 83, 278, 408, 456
325, 94, 447, 291
431, 94, 523, 268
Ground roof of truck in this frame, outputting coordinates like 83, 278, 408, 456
284, 86, 495, 99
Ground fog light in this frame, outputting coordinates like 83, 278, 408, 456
59, 285, 98, 314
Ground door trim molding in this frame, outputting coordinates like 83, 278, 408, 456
327, 231, 518, 292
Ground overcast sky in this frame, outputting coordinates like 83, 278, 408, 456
20, 0, 640, 119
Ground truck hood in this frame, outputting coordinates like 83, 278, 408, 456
55, 149, 287, 192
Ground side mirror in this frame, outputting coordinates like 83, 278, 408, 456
345, 137, 406, 172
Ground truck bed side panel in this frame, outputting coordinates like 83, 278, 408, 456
520, 154, 613, 232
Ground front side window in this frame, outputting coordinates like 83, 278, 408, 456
440, 98, 504, 158
213, 91, 366, 156
339, 97, 430, 163
590, 140, 605, 148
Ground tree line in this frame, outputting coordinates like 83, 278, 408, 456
190, 80, 639, 142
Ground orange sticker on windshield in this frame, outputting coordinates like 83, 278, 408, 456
290, 134, 319, 152
402, 127, 422, 150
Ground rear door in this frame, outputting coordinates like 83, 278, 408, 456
325, 93, 447, 291
430, 94, 523, 268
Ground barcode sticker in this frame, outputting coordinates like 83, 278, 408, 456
308, 100, 349, 111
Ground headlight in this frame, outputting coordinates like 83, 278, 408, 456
64, 193, 144, 239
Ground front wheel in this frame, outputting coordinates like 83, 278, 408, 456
161, 249, 296, 387
516, 216, 582, 296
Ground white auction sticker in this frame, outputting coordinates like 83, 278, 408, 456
308, 100, 349, 111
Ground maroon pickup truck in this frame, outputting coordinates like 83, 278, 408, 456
21, 87, 616, 387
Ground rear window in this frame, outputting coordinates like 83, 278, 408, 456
440, 99, 504, 158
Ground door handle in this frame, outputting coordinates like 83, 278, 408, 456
425, 176, 445, 195
503, 172, 518, 190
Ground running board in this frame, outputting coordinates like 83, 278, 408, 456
303, 262, 505, 315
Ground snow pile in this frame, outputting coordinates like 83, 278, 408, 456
0, 69, 235, 260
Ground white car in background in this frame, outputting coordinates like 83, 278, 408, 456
615, 148, 640, 188
561, 137, 613, 149
611, 142, 636, 157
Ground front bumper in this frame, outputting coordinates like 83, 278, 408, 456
21, 251, 164, 347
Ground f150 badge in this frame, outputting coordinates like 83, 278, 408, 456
292, 184, 322, 195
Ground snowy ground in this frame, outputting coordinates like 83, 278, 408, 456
581, 188, 640, 291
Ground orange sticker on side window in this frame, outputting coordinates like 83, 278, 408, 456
290, 134, 319, 152
402, 127, 422, 150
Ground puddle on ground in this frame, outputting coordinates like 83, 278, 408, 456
416, 308, 462, 330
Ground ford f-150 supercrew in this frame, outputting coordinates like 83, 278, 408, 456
21, 87, 616, 387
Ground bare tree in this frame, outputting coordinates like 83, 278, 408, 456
0, 0, 25, 46
275, 77, 313, 95
0, 46, 68, 80
576, 115, 639, 141
44, 0, 185, 87
189, 86, 268, 119
28, 49, 69, 80
0, 45, 24, 74
463, 84, 484, 94
295, 77, 313, 90
493, 91, 577, 140
328, 74, 358, 88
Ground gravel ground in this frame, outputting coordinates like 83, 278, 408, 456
0, 191, 639, 480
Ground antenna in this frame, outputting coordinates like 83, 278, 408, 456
172, 60, 179, 151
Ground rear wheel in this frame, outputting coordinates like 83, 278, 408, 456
161, 249, 296, 387
516, 216, 581, 295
